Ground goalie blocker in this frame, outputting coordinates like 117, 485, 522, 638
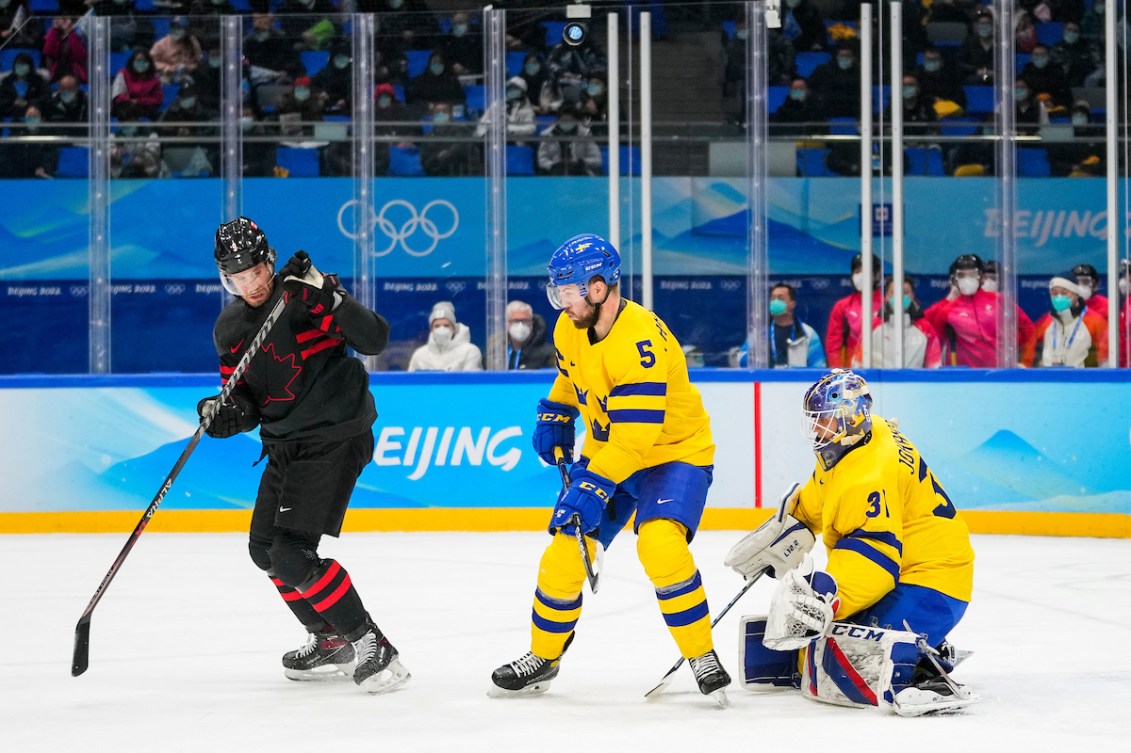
738, 617, 979, 717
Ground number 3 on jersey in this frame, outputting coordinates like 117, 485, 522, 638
919, 457, 956, 519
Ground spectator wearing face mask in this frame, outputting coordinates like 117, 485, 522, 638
914, 47, 966, 114
475, 75, 536, 140
313, 42, 353, 114
150, 17, 202, 84
275, 76, 325, 137
1051, 21, 1101, 86
1070, 263, 1109, 321
191, 46, 223, 114
45, 74, 87, 138
924, 253, 1035, 367
44, 16, 87, 83
501, 300, 556, 370
245, 14, 302, 79
981, 260, 999, 293
577, 74, 609, 136
0, 52, 50, 120
277, 0, 339, 51
957, 9, 995, 84
109, 113, 162, 178
518, 52, 552, 114
779, 0, 826, 52
371, 82, 414, 175
769, 78, 826, 138
1080, 0, 1107, 45
0, 105, 56, 178
888, 74, 938, 134
439, 12, 482, 76
1013, 78, 1044, 136
1021, 43, 1072, 110
408, 301, 484, 372
112, 49, 164, 121
1021, 272, 1107, 367
420, 101, 480, 176
1048, 100, 1104, 176
408, 52, 466, 109
239, 105, 277, 177
731, 282, 825, 368
852, 275, 941, 369
536, 103, 602, 176
826, 253, 884, 368
807, 42, 861, 118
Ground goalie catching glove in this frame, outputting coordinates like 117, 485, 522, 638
724, 482, 815, 579
280, 251, 342, 316
763, 557, 840, 651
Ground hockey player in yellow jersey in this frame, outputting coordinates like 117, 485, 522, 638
725, 369, 979, 716
490, 233, 730, 705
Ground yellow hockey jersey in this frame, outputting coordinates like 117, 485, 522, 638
794, 416, 974, 618
547, 299, 715, 483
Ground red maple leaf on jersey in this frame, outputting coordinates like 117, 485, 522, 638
259, 342, 303, 405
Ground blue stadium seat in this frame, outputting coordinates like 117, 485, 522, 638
721, 20, 736, 40
597, 144, 641, 176
505, 145, 535, 176
406, 50, 432, 78
276, 147, 320, 177
133, 0, 156, 9
828, 117, 857, 135
300, 50, 329, 76
56, 146, 89, 178
152, 18, 171, 40
109, 51, 131, 75
161, 83, 180, 111
796, 147, 833, 177
1016, 53, 1032, 70
0, 48, 39, 72
963, 86, 995, 114
507, 51, 527, 78
939, 119, 981, 137
905, 146, 946, 176
28, 0, 58, 10
389, 145, 426, 176
1035, 22, 1065, 47
392, 84, 406, 103
1017, 147, 1051, 177
464, 84, 486, 114
795, 51, 830, 79
541, 21, 567, 48
767, 86, 789, 113
228, 0, 253, 9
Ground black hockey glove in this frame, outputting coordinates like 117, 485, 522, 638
196, 395, 258, 439
280, 251, 340, 316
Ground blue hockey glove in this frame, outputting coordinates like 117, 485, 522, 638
550, 467, 615, 537
532, 398, 579, 465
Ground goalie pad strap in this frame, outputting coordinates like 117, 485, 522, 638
799, 622, 921, 709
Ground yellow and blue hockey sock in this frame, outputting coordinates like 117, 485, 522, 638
638, 518, 714, 659
530, 532, 589, 659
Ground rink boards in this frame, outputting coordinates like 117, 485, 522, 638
1, 370, 1128, 537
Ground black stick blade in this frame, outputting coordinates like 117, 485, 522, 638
72, 616, 91, 677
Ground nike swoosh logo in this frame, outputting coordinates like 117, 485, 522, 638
657, 498, 673, 505
279, 506, 293, 512
230, 338, 246, 354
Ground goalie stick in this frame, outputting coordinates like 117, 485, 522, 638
644, 568, 768, 699
71, 287, 293, 677
553, 447, 601, 594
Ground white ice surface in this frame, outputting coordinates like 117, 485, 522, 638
4, 531, 1130, 752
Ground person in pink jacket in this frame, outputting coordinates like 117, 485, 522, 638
149, 18, 202, 83
924, 253, 1036, 367
43, 16, 87, 83
111, 50, 164, 121
825, 252, 884, 368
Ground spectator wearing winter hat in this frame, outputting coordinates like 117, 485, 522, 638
275, 76, 325, 137
1072, 263, 1109, 321
150, 17, 202, 84
408, 301, 484, 372
1021, 271, 1108, 368
475, 75, 536, 140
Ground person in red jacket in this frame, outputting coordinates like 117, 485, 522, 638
43, 16, 87, 83
825, 252, 883, 368
1118, 260, 1131, 367
1072, 263, 1110, 321
923, 254, 1035, 367
112, 49, 164, 121
1021, 271, 1108, 367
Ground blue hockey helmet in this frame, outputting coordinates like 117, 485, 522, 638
801, 369, 873, 470
546, 233, 621, 310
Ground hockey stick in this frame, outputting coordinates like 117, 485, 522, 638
644, 568, 768, 699
553, 447, 601, 594
71, 291, 290, 677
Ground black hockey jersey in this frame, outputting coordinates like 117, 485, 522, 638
212, 280, 390, 443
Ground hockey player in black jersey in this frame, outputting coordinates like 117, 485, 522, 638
198, 216, 409, 694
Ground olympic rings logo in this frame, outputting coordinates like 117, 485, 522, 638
337, 199, 459, 257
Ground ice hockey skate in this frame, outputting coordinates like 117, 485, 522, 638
490, 634, 574, 697
689, 649, 731, 708
282, 628, 356, 682
892, 675, 981, 717
351, 624, 411, 694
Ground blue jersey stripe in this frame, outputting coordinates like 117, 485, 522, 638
655, 571, 703, 601
609, 382, 668, 397
662, 600, 710, 628
531, 609, 577, 634
834, 538, 900, 583
608, 408, 665, 424
845, 529, 904, 556
534, 589, 583, 611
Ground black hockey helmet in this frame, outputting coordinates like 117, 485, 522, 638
1072, 263, 1100, 283
949, 253, 985, 277
851, 252, 881, 272
214, 217, 275, 276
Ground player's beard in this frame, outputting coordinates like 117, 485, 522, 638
568, 300, 601, 329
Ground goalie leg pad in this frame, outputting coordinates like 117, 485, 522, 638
799, 622, 921, 709
738, 616, 800, 689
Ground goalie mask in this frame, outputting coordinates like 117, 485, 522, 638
215, 217, 276, 295
801, 369, 873, 470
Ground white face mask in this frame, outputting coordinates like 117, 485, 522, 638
508, 321, 532, 343
1078, 284, 1094, 301
432, 326, 454, 345
981, 278, 999, 293
1120, 278, 1128, 296
851, 271, 865, 292
957, 277, 981, 296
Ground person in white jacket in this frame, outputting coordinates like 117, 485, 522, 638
408, 300, 484, 372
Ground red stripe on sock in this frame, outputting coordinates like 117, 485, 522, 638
312, 574, 352, 612
300, 560, 342, 600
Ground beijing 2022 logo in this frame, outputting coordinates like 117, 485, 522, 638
337, 199, 459, 257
